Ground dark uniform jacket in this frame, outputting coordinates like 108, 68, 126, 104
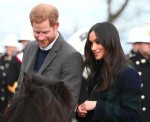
6, 52, 23, 100
130, 52, 150, 122
0, 54, 10, 117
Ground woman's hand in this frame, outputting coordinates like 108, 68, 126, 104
77, 104, 87, 118
77, 100, 97, 118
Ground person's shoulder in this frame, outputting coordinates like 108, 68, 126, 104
129, 54, 138, 62
61, 40, 80, 53
27, 40, 37, 46
116, 64, 140, 88
127, 53, 136, 60
24, 41, 38, 50
118, 64, 138, 77
120, 64, 139, 79
59, 41, 83, 62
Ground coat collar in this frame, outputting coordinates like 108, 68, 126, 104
25, 32, 64, 74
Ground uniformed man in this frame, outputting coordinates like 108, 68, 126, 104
126, 26, 141, 58
6, 27, 34, 100
129, 23, 150, 122
0, 34, 19, 118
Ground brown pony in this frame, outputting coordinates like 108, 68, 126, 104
2, 72, 73, 122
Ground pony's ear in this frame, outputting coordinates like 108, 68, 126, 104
22, 72, 35, 92
49, 81, 73, 112
23, 72, 38, 86
53, 81, 64, 94
49, 81, 64, 97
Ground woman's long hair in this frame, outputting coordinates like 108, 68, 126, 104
84, 22, 131, 91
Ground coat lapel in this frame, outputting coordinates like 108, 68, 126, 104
38, 33, 63, 74
25, 43, 39, 73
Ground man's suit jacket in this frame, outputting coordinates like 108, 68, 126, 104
17, 33, 84, 112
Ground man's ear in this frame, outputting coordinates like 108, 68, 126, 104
54, 21, 59, 30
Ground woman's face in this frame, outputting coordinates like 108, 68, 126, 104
89, 31, 106, 60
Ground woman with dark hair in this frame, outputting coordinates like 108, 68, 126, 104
76, 22, 141, 122
2, 73, 73, 122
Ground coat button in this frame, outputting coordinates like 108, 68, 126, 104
2, 72, 6, 77
1, 97, 5, 101
5, 63, 9, 68
136, 61, 140, 65
138, 71, 142, 76
141, 95, 145, 99
142, 107, 146, 111
141, 59, 146, 63
141, 83, 143, 87
0, 66, 5, 70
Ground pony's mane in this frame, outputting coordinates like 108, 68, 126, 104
2, 72, 73, 122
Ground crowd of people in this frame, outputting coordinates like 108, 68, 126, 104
0, 2, 150, 122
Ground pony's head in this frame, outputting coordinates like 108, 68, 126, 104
2, 72, 73, 122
